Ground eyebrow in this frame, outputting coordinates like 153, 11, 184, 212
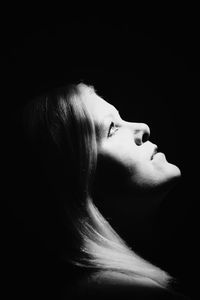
100, 108, 121, 129
104, 107, 120, 119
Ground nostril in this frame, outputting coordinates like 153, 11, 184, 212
142, 132, 149, 143
132, 123, 150, 145
135, 137, 142, 146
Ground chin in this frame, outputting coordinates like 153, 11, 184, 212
157, 163, 181, 198
165, 162, 181, 181
150, 162, 181, 197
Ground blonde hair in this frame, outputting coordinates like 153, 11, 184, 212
24, 83, 172, 288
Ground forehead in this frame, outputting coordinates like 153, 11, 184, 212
78, 84, 117, 122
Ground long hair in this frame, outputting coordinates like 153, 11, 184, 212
21, 83, 172, 288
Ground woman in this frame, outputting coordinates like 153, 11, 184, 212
18, 83, 188, 299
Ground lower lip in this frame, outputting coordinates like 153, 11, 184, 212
152, 152, 166, 160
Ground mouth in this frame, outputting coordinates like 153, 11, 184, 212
151, 146, 158, 160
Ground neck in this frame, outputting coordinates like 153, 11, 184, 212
93, 189, 164, 248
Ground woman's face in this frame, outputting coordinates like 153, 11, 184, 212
79, 85, 181, 201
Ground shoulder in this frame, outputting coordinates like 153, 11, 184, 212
73, 270, 190, 300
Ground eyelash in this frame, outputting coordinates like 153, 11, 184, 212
108, 122, 119, 137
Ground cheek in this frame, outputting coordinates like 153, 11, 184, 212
100, 139, 138, 173
95, 141, 140, 193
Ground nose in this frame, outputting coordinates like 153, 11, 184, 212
131, 122, 150, 145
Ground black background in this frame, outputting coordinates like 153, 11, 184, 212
2, 10, 199, 300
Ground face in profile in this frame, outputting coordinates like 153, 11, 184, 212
79, 84, 181, 204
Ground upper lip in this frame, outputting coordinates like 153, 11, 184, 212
151, 145, 158, 160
